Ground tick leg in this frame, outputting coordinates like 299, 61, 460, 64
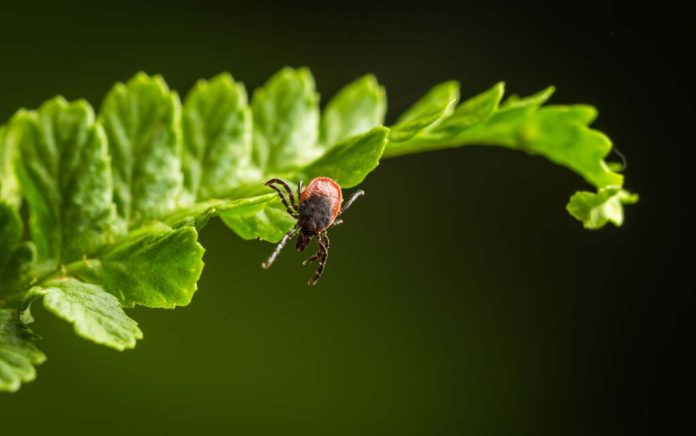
262, 224, 300, 269
302, 231, 328, 265
302, 251, 321, 265
339, 190, 365, 215
331, 219, 343, 228
308, 233, 330, 285
267, 184, 298, 217
265, 178, 299, 212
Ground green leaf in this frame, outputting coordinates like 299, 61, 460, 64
74, 224, 204, 308
383, 83, 630, 227
432, 81, 505, 133
386, 84, 621, 189
0, 126, 22, 209
182, 73, 255, 202
390, 81, 460, 142
319, 75, 386, 147
251, 67, 320, 171
303, 126, 390, 188
0, 68, 638, 392
567, 187, 639, 229
500, 86, 555, 109
165, 193, 278, 230
460, 105, 621, 188
0, 308, 45, 392
8, 98, 116, 265
99, 73, 183, 226
220, 198, 296, 242
0, 204, 34, 295
34, 277, 142, 351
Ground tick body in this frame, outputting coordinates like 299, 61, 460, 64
262, 177, 364, 285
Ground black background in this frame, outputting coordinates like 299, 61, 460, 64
0, 1, 692, 434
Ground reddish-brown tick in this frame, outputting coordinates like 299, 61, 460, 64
261, 177, 364, 285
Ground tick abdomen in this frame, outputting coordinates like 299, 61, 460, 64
299, 195, 333, 233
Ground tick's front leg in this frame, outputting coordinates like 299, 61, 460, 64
339, 190, 365, 215
262, 224, 300, 269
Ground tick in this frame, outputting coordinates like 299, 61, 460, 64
262, 177, 365, 285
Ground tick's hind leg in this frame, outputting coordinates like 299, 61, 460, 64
301, 233, 326, 265
308, 233, 330, 286
265, 178, 299, 217
302, 251, 321, 266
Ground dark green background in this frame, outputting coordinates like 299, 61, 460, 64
1, 1, 691, 434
